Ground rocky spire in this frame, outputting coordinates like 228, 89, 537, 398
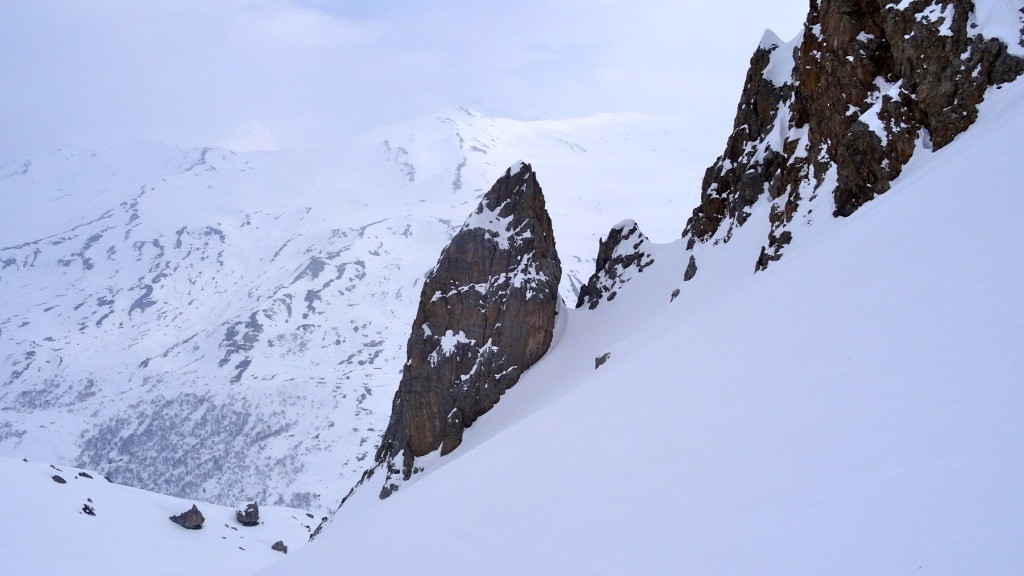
375, 162, 561, 485
576, 220, 654, 310
684, 0, 1024, 270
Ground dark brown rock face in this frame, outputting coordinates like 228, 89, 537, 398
685, 35, 794, 246
169, 504, 205, 529
375, 162, 561, 480
684, 0, 1024, 268
576, 220, 654, 309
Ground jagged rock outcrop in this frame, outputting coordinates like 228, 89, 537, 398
684, 0, 1024, 269
576, 220, 654, 309
236, 501, 259, 526
683, 255, 698, 282
169, 504, 205, 529
375, 162, 561, 483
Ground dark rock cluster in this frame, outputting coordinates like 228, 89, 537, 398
576, 220, 654, 310
684, 0, 1024, 269
375, 162, 561, 485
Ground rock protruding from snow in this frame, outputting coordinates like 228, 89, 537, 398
684, 0, 1024, 269
683, 255, 698, 282
375, 162, 561, 483
169, 504, 205, 529
576, 220, 654, 309
272, 540, 288, 554
236, 501, 259, 526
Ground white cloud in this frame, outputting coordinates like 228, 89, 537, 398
0, 1, 808, 159
218, 120, 281, 152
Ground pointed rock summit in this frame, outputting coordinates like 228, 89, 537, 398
375, 162, 561, 481
576, 220, 654, 309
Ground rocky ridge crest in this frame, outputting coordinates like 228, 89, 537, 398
684, 0, 1024, 270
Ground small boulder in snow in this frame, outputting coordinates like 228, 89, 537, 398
271, 540, 288, 554
169, 504, 205, 529
236, 501, 260, 526
51, 475, 66, 484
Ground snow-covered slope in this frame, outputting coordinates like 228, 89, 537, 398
0, 110, 697, 512
0, 456, 311, 576
261, 75, 1024, 575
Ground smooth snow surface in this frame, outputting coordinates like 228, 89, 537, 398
261, 81, 1024, 575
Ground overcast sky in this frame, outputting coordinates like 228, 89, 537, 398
0, 1, 808, 159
